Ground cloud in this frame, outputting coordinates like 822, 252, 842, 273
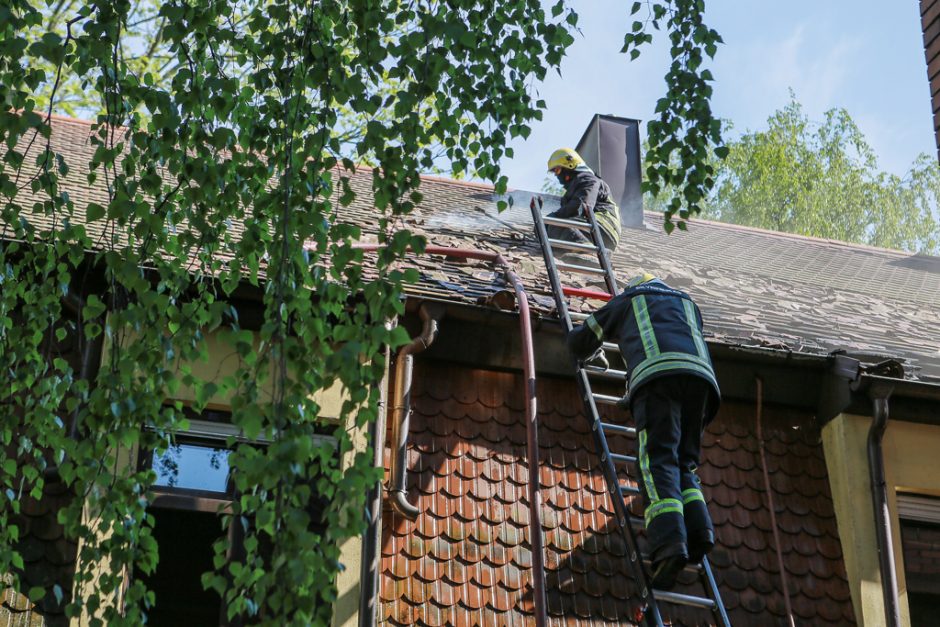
715, 23, 862, 131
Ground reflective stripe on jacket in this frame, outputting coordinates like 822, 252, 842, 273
567, 279, 720, 414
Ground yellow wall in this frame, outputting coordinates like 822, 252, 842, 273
72, 444, 139, 626
823, 413, 940, 627
72, 324, 373, 626
167, 329, 347, 420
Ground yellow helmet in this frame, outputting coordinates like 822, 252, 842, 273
627, 273, 656, 287
547, 147, 585, 171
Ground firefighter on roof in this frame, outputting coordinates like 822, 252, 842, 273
545, 148, 622, 255
566, 273, 720, 591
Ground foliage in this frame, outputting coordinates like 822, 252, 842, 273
22, 0, 487, 174
540, 172, 564, 196
623, 0, 725, 232
1, 0, 724, 624
647, 97, 940, 254
22, 0, 169, 116
0, 1, 577, 625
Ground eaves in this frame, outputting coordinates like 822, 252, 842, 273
401, 295, 940, 426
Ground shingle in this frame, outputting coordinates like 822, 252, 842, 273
379, 362, 855, 626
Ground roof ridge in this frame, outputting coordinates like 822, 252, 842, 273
420, 173, 495, 191
46, 113, 96, 127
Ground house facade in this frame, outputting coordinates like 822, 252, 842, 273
3, 117, 940, 626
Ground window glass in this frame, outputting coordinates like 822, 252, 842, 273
152, 442, 231, 493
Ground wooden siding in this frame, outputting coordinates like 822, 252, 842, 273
379, 360, 856, 626
922, 0, 940, 158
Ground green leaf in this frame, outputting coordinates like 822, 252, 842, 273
86, 203, 105, 222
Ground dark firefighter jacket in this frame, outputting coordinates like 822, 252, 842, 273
556, 167, 622, 247
567, 278, 720, 416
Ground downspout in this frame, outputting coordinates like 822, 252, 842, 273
61, 290, 105, 440
353, 244, 547, 627
388, 304, 441, 519
755, 377, 795, 627
359, 320, 394, 627
866, 384, 901, 627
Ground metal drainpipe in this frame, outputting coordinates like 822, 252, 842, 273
353, 244, 547, 627
755, 377, 795, 626
61, 291, 105, 440
359, 321, 394, 627
867, 386, 901, 627
388, 304, 441, 519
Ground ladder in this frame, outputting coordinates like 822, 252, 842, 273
528, 197, 731, 627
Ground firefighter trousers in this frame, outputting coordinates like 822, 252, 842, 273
545, 211, 617, 252
631, 374, 714, 562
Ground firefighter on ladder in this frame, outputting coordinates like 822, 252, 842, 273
546, 148, 622, 255
566, 273, 720, 590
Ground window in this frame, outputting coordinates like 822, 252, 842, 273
136, 409, 334, 626
138, 417, 238, 627
898, 493, 940, 626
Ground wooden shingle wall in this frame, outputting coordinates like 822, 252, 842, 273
922, 0, 940, 158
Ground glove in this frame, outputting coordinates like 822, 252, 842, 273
583, 346, 609, 370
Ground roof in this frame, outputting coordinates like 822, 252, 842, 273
9, 116, 940, 378
376, 188, 940, 381
380, 361, 854, 625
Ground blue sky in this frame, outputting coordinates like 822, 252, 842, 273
500, 1, 935, 192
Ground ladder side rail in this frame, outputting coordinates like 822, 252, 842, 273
700, 556, 732, 627
530, 199, 575, 333
580, 202, 619, 296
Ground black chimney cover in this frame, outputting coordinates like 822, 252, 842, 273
576, 114, 643, 228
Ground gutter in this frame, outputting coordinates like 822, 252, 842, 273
354, 244, 548, 627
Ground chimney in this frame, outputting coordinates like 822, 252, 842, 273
575, 114, 643, 228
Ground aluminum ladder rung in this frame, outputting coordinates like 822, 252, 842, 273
620, 484, 641, 496
609, 452, 636, 465
592, 393, 624, 406
555, 261, 606, 276
542, 216, 593, 230
548, 238, 597, 253
653, 589, 716, 610
568, 311, 590, 322
602, 341, 620, 352
582, 365, 628, 380
599, 421, 635, 436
